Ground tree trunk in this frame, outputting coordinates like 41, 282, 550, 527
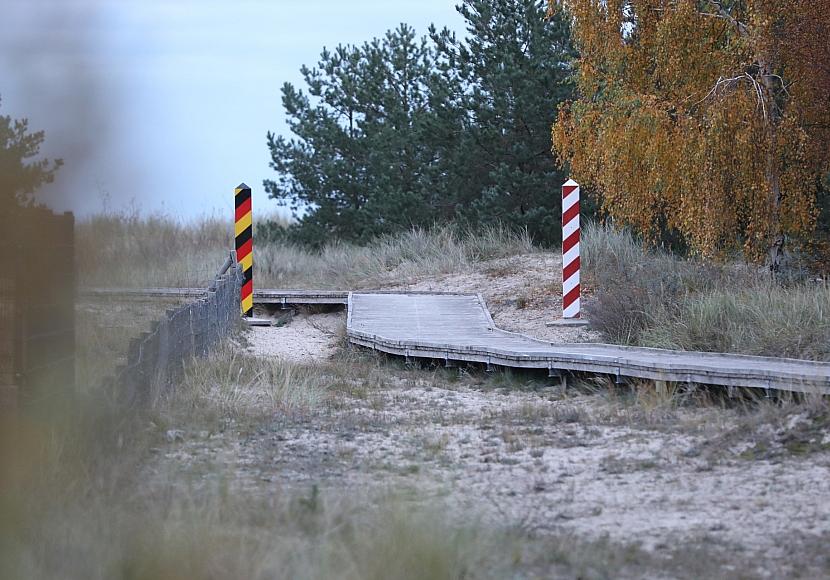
765, 139, 785, 272
759, 58, 785, 273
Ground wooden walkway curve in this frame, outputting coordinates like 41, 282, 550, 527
84, 286, 830, 394
347, 292, 830, 395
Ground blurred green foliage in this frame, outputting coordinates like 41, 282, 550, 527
0, 96, 62, 212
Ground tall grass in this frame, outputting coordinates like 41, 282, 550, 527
3, 475, 512, 580
76, 298, 186, 389
255, 224, 534, 289
642, 284, 830, 360
76, 211, 534, 289
581, 221, 735, 344
2, 444, 512, 580
162, 347, 331, 423
76, 211, 233, 288
583, 221, 830, 360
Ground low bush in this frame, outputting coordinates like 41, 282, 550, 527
581, 222, 736, 344
582, 221, 830, 360
643, 284, 830, 360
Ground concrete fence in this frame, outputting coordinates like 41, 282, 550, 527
111, 253, 244, 405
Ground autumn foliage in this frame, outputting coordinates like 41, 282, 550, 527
551, 0, 830, 265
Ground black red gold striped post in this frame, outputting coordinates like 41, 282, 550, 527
234, 183, 254, 317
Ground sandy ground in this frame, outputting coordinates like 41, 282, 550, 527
382, 253, 601, 343
153, 370, 830, 578
242, 253, 600, 355
242, 310, 344, 363
150, 252, 830, 577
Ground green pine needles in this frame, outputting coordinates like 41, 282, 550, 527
265, 0, 578, 248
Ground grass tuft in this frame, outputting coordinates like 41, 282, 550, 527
583, 221, 830, 360
77, 213, 533, 290
163, 347, 329, 424
642, 284, 830, 360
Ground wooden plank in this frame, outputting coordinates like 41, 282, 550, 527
347, 292, 830, 394
80, 288, 350, 305
83, 288, 830, 394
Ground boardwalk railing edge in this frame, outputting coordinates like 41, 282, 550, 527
346, 292, 830, 395
85, 287, 830, 395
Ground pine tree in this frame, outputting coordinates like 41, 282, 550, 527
266, 2, 578, 246
0, 96, 62, 213
265, 25, 459, 246
432, 0, 578, 245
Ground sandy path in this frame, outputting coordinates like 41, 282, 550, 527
385, 253, 601, 343
243, 311, 344, 363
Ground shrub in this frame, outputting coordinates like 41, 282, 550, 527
582, 221, 830, 360
582, 222, 728, 344
643, 284, 830, 360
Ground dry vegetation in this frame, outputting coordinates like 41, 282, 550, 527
76, 296, 189, 388
7, 339, 830, 579
76, 210, 533, 290
582, 222, 830, 360
77, 212, 830, 360
6, 215, 824, 579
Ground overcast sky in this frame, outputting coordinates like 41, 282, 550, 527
0, 0, 465, 219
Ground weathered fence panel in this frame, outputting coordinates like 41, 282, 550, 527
112, 256, 243, 405
0, 207, 75, 410
0, 269, 15, 410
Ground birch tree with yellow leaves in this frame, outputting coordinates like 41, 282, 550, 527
551, 0, 830, 268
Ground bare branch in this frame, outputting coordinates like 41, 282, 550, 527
749, 73, 768, 121
691, 74, 744, 108
690, 73, 769, 123
703, 0, 749, 36
650, 2, 748, 35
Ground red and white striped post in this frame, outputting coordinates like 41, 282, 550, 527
562, 179, 581, 319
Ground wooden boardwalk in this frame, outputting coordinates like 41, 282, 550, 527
82, 288, 349, 305
347, 292, 830, 395
85, 287, 830, 394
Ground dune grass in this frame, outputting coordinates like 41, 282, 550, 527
642, 284, 830, 360
582, 221, 830, 360
2, 478, 514, 580
160, 346, 336, 425
76, 211, 830, 360
75, 211, 534, 289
